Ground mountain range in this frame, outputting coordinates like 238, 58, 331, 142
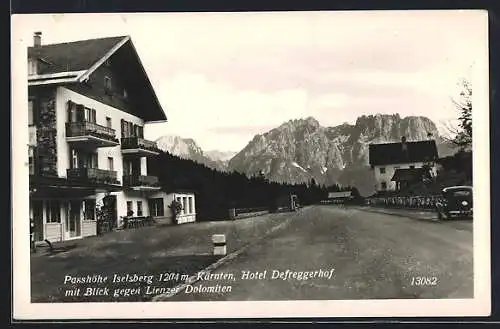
155, 114, 457, 196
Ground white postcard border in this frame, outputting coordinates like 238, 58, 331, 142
11, 11, 491, 320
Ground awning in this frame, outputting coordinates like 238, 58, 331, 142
391, 168, 425, 182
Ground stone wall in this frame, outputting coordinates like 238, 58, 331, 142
35, 88, 58, 177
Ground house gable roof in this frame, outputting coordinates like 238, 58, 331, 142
28, 35, 167, 122
28, 36, 127, 74
369, 140, 438, 167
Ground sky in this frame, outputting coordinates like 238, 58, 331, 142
14, 11, 487, 152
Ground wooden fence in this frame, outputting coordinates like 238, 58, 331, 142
366, 195, 445, 210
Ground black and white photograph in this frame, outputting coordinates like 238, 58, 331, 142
12, 10, 490, 319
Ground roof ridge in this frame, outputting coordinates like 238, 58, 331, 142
27, 35, 128, 49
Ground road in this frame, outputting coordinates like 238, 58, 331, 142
164, 205, 473, 301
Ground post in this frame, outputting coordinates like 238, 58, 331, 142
212, 234, 227, 256
228, 208, 236, 220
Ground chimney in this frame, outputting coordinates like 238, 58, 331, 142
33, 32, 42, 47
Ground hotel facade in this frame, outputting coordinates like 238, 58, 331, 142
27, 33, 195, 243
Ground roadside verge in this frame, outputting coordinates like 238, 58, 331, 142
152, 209, 302, 301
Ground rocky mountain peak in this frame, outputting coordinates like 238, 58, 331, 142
228, 114, 455, 196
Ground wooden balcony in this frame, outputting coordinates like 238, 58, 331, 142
66, 121, 120, 147
121, 136, 161, 156
67, 168, 120, 186
122, 174, 161, 191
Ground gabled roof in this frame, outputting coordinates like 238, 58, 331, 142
391, 168, 425, 182
369, 140, 438, 166
28, 36, 127, 75
27, 35, 167, 122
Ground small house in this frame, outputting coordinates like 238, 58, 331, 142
368, 136, 439, 192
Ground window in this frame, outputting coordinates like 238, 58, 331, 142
71, 150, 98, 169
129, 122, 135, 137
83, 153, 98, 168
182, 197, 187, 215
104, 76, 112, 93
379, 167, 386, 174
84, 199, 96, 221
106, 117, 112, 128
149, 198, 164, 217
28, 148, 35, 175
126, 201, 133, 215
137, 201, 143, 216
188, 197, 193, 214
108, 157, 114, 171
28, 99, 34, 125
136, 126, 144, 138
28, 59, 38, 75
85, 107, 96, 123
176, 197, 182, 214
46, 200, 61, 223
123, 159, 133, 175
381, 182, 387, 190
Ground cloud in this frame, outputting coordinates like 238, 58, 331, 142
16, 11, 487, 152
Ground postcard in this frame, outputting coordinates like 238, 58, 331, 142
11, 10, 491, 320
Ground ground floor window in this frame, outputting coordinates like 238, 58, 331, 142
182, 197, 187, 215
126, 201, 133, 216
188, 197, 193, 214
137, 201, 143, 216
148, 198, 164, 217
46, 200, 61, 223
84, 199, 96, 220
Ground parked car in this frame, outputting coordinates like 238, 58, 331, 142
435, 185, 473, 220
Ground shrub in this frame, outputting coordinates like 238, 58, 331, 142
168, 200, 183, 224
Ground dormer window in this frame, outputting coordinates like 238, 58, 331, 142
28, 58, 38, 75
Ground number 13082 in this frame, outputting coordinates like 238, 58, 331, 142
411, 276, 438, 286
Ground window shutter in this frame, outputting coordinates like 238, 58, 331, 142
67, 101, 73, 123
121, 119, 125, 138
92, 109, 97, 123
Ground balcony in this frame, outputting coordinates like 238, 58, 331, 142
122, 174, 161, 191
66, 121, 120, 148
67, 168, 120, 186
121, 137, 161, 156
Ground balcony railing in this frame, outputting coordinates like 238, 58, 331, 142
121, 136, 161, 155
67, 168, 119, 185
66, 121, 119, 145
122, 174, 160, 188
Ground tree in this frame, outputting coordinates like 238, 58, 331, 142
451, 79, 472, 151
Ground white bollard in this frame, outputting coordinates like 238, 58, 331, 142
212, 234, 227, 256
